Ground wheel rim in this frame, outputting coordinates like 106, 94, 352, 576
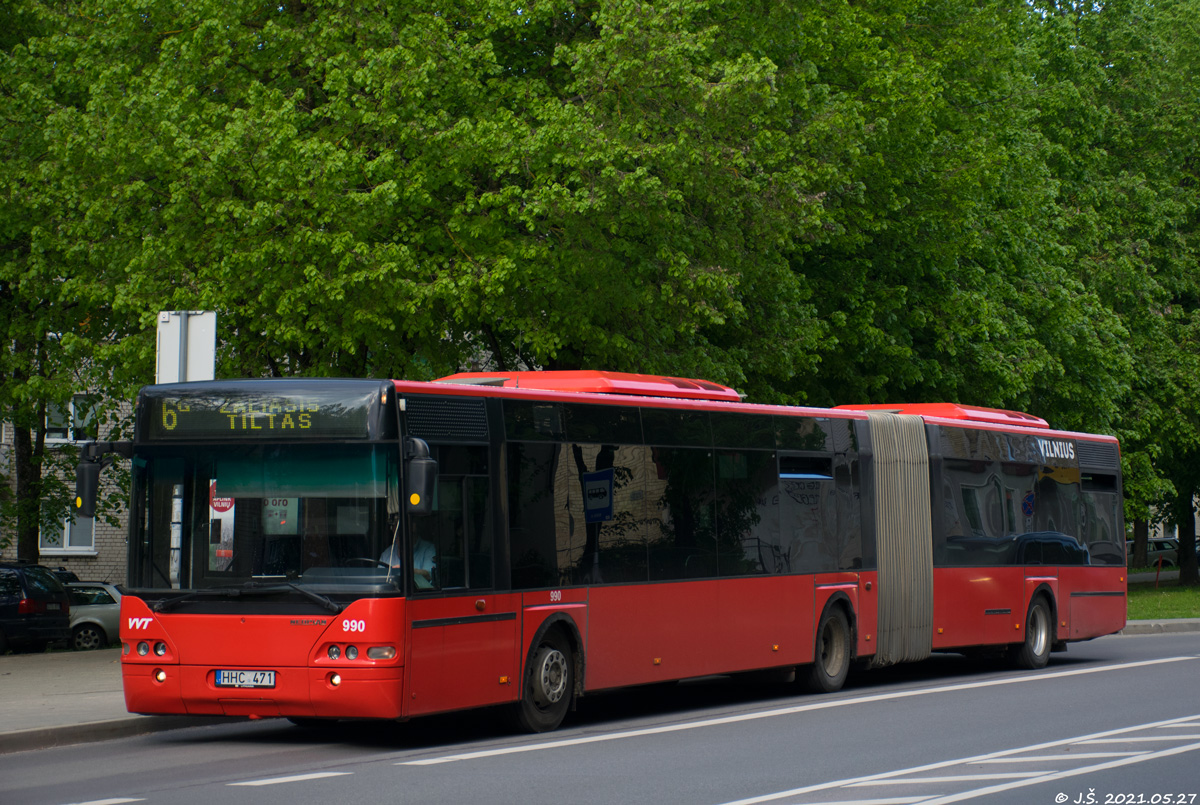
819, 620, 847, 676
75, 627, 100, 651
1029, 605, 1049, 657
533, 648, 568, 707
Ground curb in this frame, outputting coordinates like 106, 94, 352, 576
0, 716, 246, 756
1120, 619, 1200, 635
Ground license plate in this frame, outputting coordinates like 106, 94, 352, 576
216, 670, 276, 688
46, 603, 61, 611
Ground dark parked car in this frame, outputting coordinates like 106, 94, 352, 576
51, 567, 80, 584
0, 562, 71, 654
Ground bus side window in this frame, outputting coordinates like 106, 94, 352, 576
780, 454, 836, 573
415, 446, 492, 590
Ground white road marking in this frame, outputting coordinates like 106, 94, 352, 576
401, 656, 1198, 766
714, 715, 1200, 805
973, 752, 1146, 762
918, 741, 1200, 805
68, 800, 146, 805
846, 773, 1050, 786
1078, 735, 1200, 743
229, 772, 352, 787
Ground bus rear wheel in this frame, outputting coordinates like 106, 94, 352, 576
806, 606, 851, 693
1009, 596, 1052, 670
512, 630, 573, 733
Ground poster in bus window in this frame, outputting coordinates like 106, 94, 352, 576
208, 480, 234, 572
583, 468, 614, 523
263, 497, 298, 535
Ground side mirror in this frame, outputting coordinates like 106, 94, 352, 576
73, 441, 133, 518
74, 461, 103, 518
405, 438, 437, 516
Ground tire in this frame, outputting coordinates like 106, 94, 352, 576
72, 623, 107, 651
806, 606, 852, 693
287, 717, 329, 728
1008, 596, 1052, 670
0, 629, 8, 655
512, 629, 574, 733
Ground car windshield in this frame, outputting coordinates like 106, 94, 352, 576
22, 567, 65, 596
130, 443, 402, 593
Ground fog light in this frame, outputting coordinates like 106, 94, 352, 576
330, 673, 341, 687
137, 642, 149, 656
367, 646, 397, 660
328, 645, 340, 660
154, 642, 167, 656
155, 669, 166, 683
346, 646, 358, 660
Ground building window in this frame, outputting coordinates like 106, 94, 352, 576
40, 512, 95, 555
45, 395, 98, 442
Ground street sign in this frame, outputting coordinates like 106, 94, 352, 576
156, 310, 216, 383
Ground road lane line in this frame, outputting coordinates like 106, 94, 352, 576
714, 714, 1200, 805
847, 773, 1051, 786
973, 752, 1147, 762
919, 740, 1200, 805
68, 800, 146, 805
1078, 735, 1200, 743
401, 656, 1198, 766
229, 772, 352, 786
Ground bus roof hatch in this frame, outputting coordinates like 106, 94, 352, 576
833, 402, 1050, 429
435, 371, 744, 402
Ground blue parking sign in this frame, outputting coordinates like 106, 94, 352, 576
583, 468, 614, 523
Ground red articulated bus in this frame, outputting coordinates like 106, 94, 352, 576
75, 371, 1127, 732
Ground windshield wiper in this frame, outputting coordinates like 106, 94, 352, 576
152, 581, 342, 614
153, 585, 243, 613
244, 581, 343, 614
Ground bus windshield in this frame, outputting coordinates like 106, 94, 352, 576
130, 443, 402, 593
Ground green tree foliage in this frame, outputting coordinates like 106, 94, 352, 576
3, 0, 1200, 584
0, 2, 121, 557
1028, 0, 1200, 583
32, 0, 844, 396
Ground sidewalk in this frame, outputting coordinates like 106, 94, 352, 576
3, 618, 1198, 755
0, 648, 238, 755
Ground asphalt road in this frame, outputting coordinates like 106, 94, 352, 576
2, 631, 1197, 805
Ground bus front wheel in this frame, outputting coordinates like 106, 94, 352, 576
512, 630, 574, 733
807, 606, 851, 693
1009, 596, 1052, 670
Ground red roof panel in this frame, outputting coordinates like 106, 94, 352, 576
435, 371, 743, 402
833, 402, 1050, 429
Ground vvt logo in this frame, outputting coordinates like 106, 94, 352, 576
127, 617, 153, 630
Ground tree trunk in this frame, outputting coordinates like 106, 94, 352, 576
12, 424, 44, 564
1130, 518, 1148, 567
1177, 488, 1199, 587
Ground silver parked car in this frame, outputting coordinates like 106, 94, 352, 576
1126, 538, 1179, 568
66, 582, 122, 651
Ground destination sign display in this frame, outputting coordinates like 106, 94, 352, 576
140, 381, 387, 441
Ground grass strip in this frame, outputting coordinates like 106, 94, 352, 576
1127, 581, 1200, 620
